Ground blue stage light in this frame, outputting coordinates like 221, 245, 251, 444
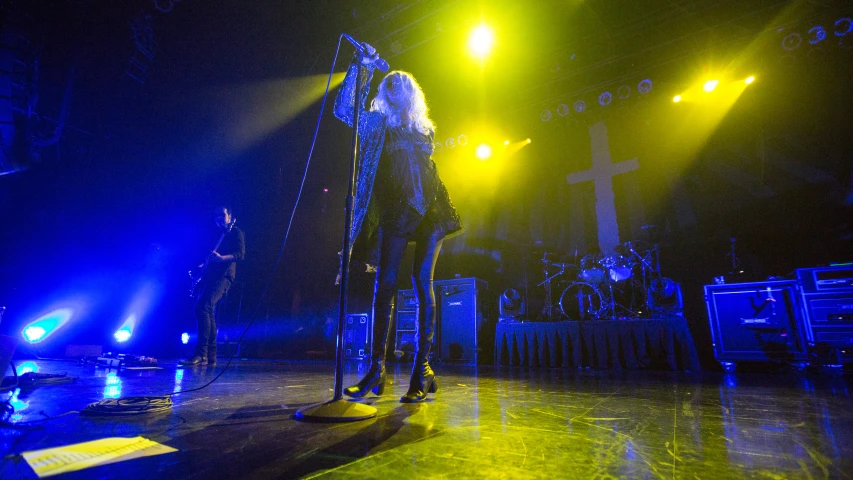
638, 79, 653, 94
181, 332, 190, 345
21, 308, 74, 344
598, 91, 612, 106
114, 328, 132, 343
16, 361, 40, 375
114, 313, 137, 343
24, 327, 46, 343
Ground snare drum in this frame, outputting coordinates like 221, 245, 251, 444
604, 254, 634, 282
580, 254, 606, 283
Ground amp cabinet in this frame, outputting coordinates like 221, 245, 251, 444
704, 281, 810, 371
343, 313, 371, 360
397, 277, 492, 364
797, 266, 853, 363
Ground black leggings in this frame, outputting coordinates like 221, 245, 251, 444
372, 229, 444, 360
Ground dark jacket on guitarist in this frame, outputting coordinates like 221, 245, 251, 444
203, 227, 245, 284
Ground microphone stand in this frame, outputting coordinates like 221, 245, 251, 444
296, 52, 377, 422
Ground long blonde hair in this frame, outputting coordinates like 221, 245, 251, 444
371, 71, 435, 135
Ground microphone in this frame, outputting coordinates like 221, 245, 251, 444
342, 33, 390, 72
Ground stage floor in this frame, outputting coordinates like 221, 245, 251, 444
2, 359, 852, 479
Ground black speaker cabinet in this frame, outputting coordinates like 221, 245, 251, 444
397, 277, 492, 364
437, 278, 491, 364
704, 281, 809, 369
343, 313, 371, 360
797, 266, 853, 361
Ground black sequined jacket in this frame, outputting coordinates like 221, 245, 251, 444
333, 57, 462, 267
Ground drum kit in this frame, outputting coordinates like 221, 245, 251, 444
535, 235, 673, 321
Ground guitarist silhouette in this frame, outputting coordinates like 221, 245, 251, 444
181, 206, 245, 366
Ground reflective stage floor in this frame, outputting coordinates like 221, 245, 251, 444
2, 359, 852, 479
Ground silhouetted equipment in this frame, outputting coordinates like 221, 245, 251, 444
704, 280, 810, 372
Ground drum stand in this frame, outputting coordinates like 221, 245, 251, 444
599, 262, 619, 320
538, 264, 566, 322
624, 242, 663, 315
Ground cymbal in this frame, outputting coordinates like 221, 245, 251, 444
615, 240, 653, 255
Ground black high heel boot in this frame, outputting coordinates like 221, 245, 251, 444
344, 360, 387, 398
401, 353, 438, 403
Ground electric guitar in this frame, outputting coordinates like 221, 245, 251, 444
189, 218, 237, 297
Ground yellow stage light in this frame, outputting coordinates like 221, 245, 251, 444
468, 24, 495, 59
475, 143, 492, 160
745, 76, 755, 85
504, 140, 509, 146
703, 80, 719, 92
526, 138, 532, 144
673, 95, 682, 103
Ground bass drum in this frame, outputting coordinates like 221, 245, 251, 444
559, 282, 603, 321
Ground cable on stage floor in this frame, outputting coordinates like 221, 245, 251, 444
81, 396, 173, 416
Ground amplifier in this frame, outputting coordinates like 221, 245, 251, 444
397, 277, 492, 364
797, 265, 853, 293
704, 281, 809, 369
394, 310, 417, 361
343, 313, 371, 360
797, 266, 853, 354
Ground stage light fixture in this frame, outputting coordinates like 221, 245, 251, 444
703, 80, 718, 92
23, 326, 46, 343
21, 308, 74, 344
526, 138, 532, 144
181, 332, 190, 345
540, 109, 552, 122
114, 328, 132, 343
617, 85, 631, 99
457, 134, 469, 146
598, 91, 612, 106
573, 100, 586, 113
446, 137, 456, 148
475, 144, 492, 160
745, 76, 755, 84
836, 18, 852, 36
673, 95, 682, 103
499, 288, 524, 317
637, 79, 653, 94
556, 104, 570, 116
468, 24, 494, 59
503, 140, 510, 146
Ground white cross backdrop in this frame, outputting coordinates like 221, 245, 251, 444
566, 121, 639, 254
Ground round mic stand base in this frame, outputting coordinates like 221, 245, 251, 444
295, 398, 376, 422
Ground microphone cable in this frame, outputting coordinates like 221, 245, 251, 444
77, 35, 353, 417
